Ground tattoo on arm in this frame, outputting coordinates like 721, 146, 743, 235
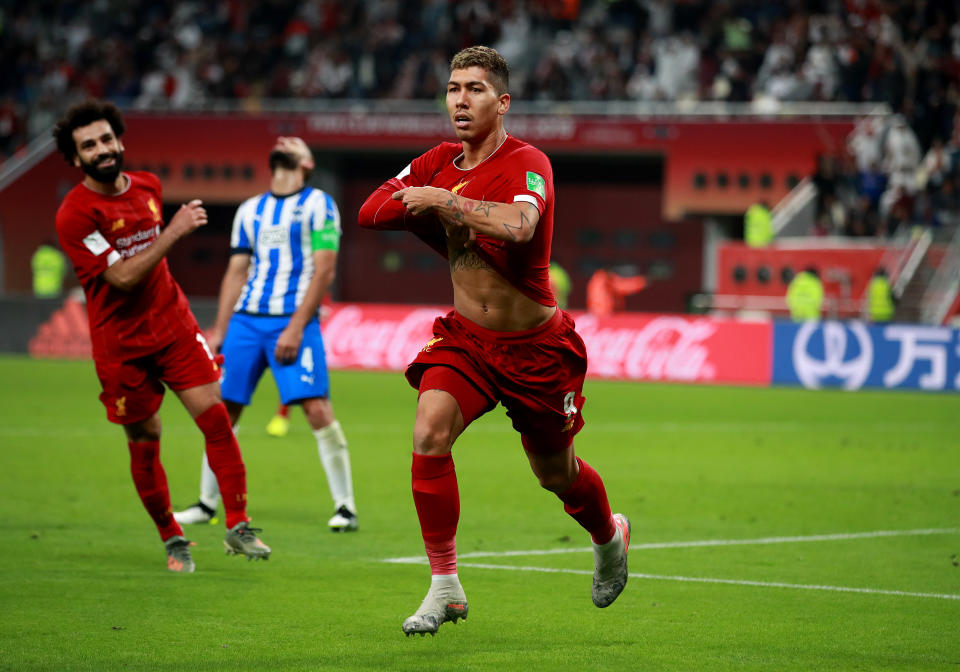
445, 194, 530, 241
446, 195, 474, 222
501, 207, 534, 241
475, 201, 496, 217
447, 195, 497, 222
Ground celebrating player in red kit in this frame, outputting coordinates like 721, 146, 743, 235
53, 99, 271, 572
358, 46, 630, 636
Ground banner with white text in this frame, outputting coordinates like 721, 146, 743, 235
772, 321, 960, 392
322, 304, 772, 386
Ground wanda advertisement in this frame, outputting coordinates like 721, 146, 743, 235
322, 303, 771, 386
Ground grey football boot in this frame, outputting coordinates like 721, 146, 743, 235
592, 513, 631, 607
402, 580, 469, 636
224, 521, 271, 560
164, 535, 196, 573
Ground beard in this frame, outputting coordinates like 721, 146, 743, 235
80, 151, 124, 183
269, 149, 299, 172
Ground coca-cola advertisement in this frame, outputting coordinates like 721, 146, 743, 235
322, 304, 772, 386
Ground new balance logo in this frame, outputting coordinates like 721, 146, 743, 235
421, 337, 443, 352
147, 198, 162, 222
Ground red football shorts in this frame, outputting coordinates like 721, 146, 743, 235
406, 309, 587, 454
94, 328, 221, 425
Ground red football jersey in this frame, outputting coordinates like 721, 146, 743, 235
56, 171, 201, 362
360, 135, 556, 306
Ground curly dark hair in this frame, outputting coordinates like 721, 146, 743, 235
53, 99, 126, 164
450, 46, 509, 96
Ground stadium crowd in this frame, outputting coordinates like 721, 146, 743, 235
2, 0, 959, 236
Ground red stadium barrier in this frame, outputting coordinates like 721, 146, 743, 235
322, 303, 771, 386
29, 300, 773, 387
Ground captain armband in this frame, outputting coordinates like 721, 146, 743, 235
311, 228, 340, 252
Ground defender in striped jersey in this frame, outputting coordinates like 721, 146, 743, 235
174, 137, 357, 533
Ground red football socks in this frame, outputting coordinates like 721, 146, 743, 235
128, 440, 182, 541
558, 457, 616, 544
195, 403, 248, 529
411, 452, 459, 574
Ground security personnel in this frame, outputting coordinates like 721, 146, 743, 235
786, 266, 824, 321
31, 241, 67, 298
549, 262, 572, 309
744, 201, 774, 247
866, 268, 895, 322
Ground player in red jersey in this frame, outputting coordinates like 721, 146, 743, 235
358, 46, 631, 636
53, 99, 271, 572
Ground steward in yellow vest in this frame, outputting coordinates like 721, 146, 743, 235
786, 267, 824, 321
31, 242, 67, 298
867, 269, 895, 322
744, 201, 774, 247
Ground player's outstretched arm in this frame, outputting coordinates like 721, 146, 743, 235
102, 200, 207, 291
358, 178, 412, 230
392, 187, 539, 244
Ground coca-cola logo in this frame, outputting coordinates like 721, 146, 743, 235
320, 305, 754, 384
323, 305, 444, 370
577, 315, 718, 381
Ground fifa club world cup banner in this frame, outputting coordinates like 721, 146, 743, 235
772, 321, 960, 392
322, 304, 772, 386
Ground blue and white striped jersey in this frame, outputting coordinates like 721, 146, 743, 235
230, 186, 341, 316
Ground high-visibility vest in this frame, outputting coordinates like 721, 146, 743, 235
31, 245, 66, 298
744, 203, 773, 247
786, 272, 824, 321
867, 276, 895, 322
549, 263, 572, 309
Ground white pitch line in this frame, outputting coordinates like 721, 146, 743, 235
382, 528, 960, 600
382, 527, 959, 564
453, 562, 960, 601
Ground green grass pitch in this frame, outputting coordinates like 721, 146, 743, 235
1, 354, 957, 671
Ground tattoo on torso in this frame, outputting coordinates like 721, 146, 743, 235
449, 245, 489, 271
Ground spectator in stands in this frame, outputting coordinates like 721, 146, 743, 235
848, 116, 885, 175
0, 97, 24, 157
879, 114, 922, 218
1, 0, 960, 188
933, 171, 960, 221
856, 160, 888, 212
919, 136, 951, 191
812, 154, 851, 235
880, 191, 913, 238
844, 196, 878, 237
